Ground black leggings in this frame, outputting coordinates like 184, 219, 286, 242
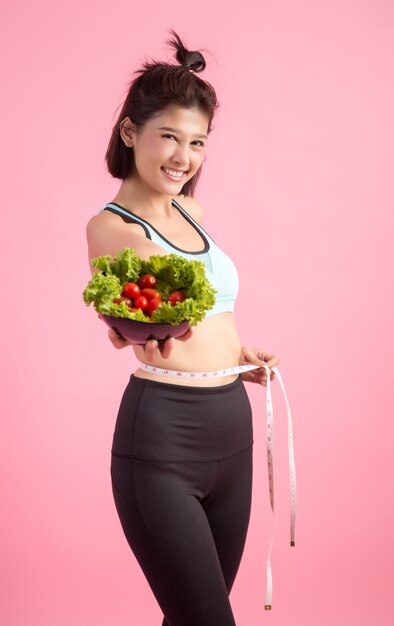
110, 374, 254, 626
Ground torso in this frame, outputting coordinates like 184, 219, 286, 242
88, 195, 241, 386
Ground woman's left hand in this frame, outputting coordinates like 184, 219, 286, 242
239, 346, 280, 386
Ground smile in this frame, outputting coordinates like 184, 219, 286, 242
161, 167, 187, 180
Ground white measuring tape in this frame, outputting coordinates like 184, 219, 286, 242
138, 361, 297, 610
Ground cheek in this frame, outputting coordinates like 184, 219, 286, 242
135, 138, 167, 170
145, 136, 160, 150
146, 136, 168, 158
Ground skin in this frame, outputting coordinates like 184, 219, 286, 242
86, 104, 279, 386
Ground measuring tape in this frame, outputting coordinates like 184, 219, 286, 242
138, 361, 297, 610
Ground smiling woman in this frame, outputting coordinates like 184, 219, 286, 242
104, 32, 218, 197
85, 29, 280, 626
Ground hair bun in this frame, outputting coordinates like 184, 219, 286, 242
183, 51, 206, 73
166, 29, 206, 73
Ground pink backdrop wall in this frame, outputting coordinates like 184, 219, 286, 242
1, 1, 393, 624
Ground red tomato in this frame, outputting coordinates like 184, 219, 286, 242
122, 282, 140, 299
140, 288, 161, 301
113, 296, 132, 306
168, 290, 186, 306
146, 297, 163, 317
133, 295, 148, 311
138, 274, 157, 289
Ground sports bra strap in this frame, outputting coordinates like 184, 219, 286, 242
171, 199, 217, 244
102, 204, 152, 238
101, 201, 211, 258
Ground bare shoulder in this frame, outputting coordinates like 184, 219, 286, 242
176, 194, 204, 224
85, 211, 166, 275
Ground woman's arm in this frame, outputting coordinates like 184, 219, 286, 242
86, 212, 165, 271
86, 213, 192, 358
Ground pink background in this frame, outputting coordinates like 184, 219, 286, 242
1, 1, 393, 625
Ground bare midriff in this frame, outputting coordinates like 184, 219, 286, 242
133, 312, 242, 387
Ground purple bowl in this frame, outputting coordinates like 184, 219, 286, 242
99, 314, 190, 345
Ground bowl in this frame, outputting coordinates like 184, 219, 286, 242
99, 314, 190, 345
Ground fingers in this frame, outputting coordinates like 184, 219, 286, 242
144, 339, 159, 361
159, 337, 175, 359
240, 346, 279, 386
144, 337, 175, 360
144, 327, 193, 360
250, 349, 279, 370
242, 347, 278, 368
98, 315, 130, 350
176, 328, 193, 342
257, 351, 280, 369
241, 346, 263, 366
243, 369, 276, 386
107, 328, 130, 349
255, 361, 277, 385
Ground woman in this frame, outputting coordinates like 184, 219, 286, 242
86, 30, 279, 626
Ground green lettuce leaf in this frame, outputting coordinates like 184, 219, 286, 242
82, 247, 217, 326
92, 247, 142, 283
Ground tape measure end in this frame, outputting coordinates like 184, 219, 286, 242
264, 604, 272, 611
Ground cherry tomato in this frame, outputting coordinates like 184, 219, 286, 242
113, 296, 132, 306
133, 295, 148, 311
138, 274, 157, 289
140, 288, 161, 301
168, 290, 186, 306
122, 282, 140, 299
146, 297, 163, 317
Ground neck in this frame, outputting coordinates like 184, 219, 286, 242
112, 176, 177, 219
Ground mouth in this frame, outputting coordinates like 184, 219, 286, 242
161, 166, 188, 181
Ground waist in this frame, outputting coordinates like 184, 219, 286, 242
132, 312, 241, 380
134, 367, 240, 387
134, 368, 238, 387
135, 362, 259, 387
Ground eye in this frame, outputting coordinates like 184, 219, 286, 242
192, 140, 205, 147
162, 133, 178, 141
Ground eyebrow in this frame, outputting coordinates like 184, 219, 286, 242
158, 126, 208, 140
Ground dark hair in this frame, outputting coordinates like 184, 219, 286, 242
105, 30, 219, 196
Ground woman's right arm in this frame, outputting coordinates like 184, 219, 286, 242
86, 213, 192, 358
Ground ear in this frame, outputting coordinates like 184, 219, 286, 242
119, 116, 137, 147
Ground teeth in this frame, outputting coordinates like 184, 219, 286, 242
163, 167, 185, 178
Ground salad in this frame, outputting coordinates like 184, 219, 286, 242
82, 247, 217, 327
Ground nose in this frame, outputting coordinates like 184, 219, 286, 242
171, 143, 190, 169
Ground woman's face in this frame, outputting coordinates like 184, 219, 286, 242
123, 104, 209, 194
